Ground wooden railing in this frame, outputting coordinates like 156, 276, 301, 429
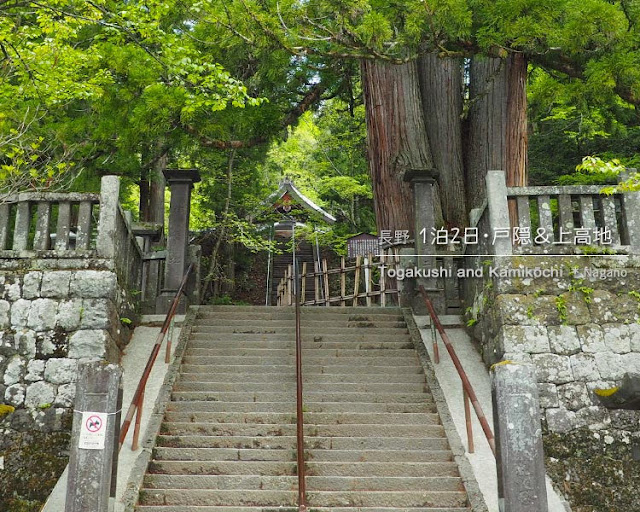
119, 264, 193, 451
0, 192, 100, 251
292, 259, 307, 511
276, 250, 399, 307
419, 285, 496, 456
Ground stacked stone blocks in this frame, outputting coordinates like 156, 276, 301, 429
471, 258, 640, 434
0, 269, 121, 433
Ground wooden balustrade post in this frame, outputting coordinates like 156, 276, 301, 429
353, 256, 361, 306
301, 262, 307, 304
322, 259, 330, 307
463, 385, 474, 453
340, 257, 346, 307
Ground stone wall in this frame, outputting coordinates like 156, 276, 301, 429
465, 255, 640, 510
0, 258, 133, 510
467, 255, 640, 434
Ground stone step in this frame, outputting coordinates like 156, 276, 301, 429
162, 412, 440, 425
147, 460, 458, 478
196, 318, 408, 329
198, 305, 403, 315
170, 391, 433, 404
188, 333, 412, 343
152, 447, 453, 463
165, 401, 436, 414
179, 364, 423, 375
160, 422, 445, 438
143, 474, 464, 492
172, 382, 428, 394
196, 313, 405, 323
136, 507, 470, 512
139, 489, 467, 508
178, 372, 426, 384
155, 435, 450, 451
191, 325, 409, 335
184, 348, 416, 358
180, 355, 419, 366
187, 340, 415, 350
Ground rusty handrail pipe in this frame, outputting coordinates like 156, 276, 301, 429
418, 285, 496, 456
119, 263, 194, 451
294, 260, 308, 511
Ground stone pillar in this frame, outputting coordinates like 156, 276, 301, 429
65, 361, 122, 512
187, 244, 202, 306
156, 168, 201, 314
404, 169, 443, 313
486, 170, 513, 257
492, 362, 548, 512
96, 176, 121, 260
619, 169, 640, 253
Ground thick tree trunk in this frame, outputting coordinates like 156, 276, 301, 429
139, 144, 167, 224
465, 54, 528, 213
505, 53, 528, 188
418, 54, 467, 228
361, 59, 435, 235
465, 56, 508, 211
150, 151, 167, 224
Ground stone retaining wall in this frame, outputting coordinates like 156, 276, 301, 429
467, 255, 640, 434
0, 260, 132, 509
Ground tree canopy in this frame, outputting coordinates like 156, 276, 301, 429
0, 0, 639, 231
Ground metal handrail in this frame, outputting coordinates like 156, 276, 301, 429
418, 285, 496, 456
293, 257, 307, 511
119, 263, 194, 451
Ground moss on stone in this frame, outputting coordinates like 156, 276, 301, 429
0, 404, 15, 418
544, 427, 640, 512
0, 428, 71, 511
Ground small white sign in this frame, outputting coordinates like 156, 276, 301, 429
79, 412, 107, 450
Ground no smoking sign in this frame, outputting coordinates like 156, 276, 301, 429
79, 412, 108, 450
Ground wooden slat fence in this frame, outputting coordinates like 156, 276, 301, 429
276, 249, 399, 307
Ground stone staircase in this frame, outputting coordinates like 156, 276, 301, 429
135, 306, 471, 511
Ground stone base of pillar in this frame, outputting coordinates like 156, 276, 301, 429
155, 290, 188, 315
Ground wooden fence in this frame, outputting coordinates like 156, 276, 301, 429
0, 192, 101, 251
276, 250, 399, 307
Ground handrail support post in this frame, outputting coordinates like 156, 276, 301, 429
131, 391, 144, 451
463, 385, 474, 453
431, 321, 439, 364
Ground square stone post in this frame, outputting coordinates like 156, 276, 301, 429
65, 361, 122, 512
404, 169, 443, 313
96, 175, 121, 260
486, 170, 513, 257
492, 362, 548, 512
619, 169, 640, 253
156, 168, 201, 314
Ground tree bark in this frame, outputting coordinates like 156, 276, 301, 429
139, 143, 167, 224
418, 54, 467, 228
505, 53, 528, 226
361, 59, 435, 235
465, 55, 508, 211
150, 150, 168, 224
505, 53, 528, 188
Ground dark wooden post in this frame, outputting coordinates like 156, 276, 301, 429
65, 361, 123, 512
